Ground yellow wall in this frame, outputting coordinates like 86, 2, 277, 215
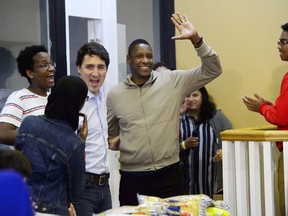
175, 0, 288, 128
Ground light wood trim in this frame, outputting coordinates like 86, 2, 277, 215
221, 125, 288, 141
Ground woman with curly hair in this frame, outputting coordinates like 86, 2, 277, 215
179, 87, 232, 198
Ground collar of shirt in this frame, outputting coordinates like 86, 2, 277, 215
87, 89, 103, 107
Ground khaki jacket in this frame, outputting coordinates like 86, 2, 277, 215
107, 42, 222, 172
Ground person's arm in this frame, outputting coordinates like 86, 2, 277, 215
180, 136, 199, 150
243, 93, 267, 113
170, 12, 222, 96
170, 12, 202, 47
243, 78, 288, 127
0, 122, 17, 145
106, 91, 120, 151
68, 142, 85, 202
210, 110, 233, 162
213, 149, 222, 163
78, 113, 88, 142
0, 92, 23, 145
108, 136, 120, 150
260, 77, 288, 126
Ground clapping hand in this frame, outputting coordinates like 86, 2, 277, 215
242, 93, 270, 113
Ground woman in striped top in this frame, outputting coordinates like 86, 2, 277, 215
179, 87, 232, 198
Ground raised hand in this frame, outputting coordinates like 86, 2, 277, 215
171, 12, 198, 41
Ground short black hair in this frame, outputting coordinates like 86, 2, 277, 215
281, 23, 288, 32
16, 45, 48, 83
128, 39, 151, 56
76, 42, 110, 68
153, 61, 169, 71
0, 149, 31, 178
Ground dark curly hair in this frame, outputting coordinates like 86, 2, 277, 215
198, 87, 217, 122
76, 42, 110, 68
0, 149, 31, 178
281, 23, 288, 32
16, 45, 48, 83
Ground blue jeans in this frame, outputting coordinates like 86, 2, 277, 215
73, 182, 112, 216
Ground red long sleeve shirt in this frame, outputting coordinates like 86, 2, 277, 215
260, 72, 288, 151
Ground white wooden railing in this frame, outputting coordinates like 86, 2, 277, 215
221, 126, 288, 216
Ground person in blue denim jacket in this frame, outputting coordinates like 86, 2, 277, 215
15, 76, 88, 216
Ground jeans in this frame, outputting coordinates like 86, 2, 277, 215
73, 182, 112, 216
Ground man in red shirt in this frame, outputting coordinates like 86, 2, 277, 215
243, 22, 288, 216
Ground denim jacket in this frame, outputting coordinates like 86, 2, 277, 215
15, 115, 85, 216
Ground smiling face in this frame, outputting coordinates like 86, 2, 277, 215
127, 43, 153, 85
186, 90, 203, 112
77, 54, 107, 95
27, 52, 55, 96
278, 31, 288, 61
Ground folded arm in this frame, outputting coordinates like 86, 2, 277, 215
0, 122, 17, 146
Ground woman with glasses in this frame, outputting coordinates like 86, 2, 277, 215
0, 45, 55, 146
179, 87, 232, 198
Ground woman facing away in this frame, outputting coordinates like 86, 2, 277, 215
179, 87, 232, 198
15, 76, 88, 216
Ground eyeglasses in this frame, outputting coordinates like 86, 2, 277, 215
277, 40, 288, 47
34, 61, 56, 70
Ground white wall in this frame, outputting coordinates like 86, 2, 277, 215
117, 0, 154, 54
0, 0, 42, 91
0, 0, 41, 43
65, 0, 118, 93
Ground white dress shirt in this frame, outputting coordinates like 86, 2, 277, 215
81, 89, 109, 174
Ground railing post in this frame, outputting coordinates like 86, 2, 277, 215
248, 141, 262, 216
235, 141, 249, 215
263, 141, 275, 216
283, 141, 288, 216
221, 126, 288, 216
222, 140, 236, 215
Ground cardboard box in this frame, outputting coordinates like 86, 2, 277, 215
213, 189, 223, 201
213, 194, 223, 201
